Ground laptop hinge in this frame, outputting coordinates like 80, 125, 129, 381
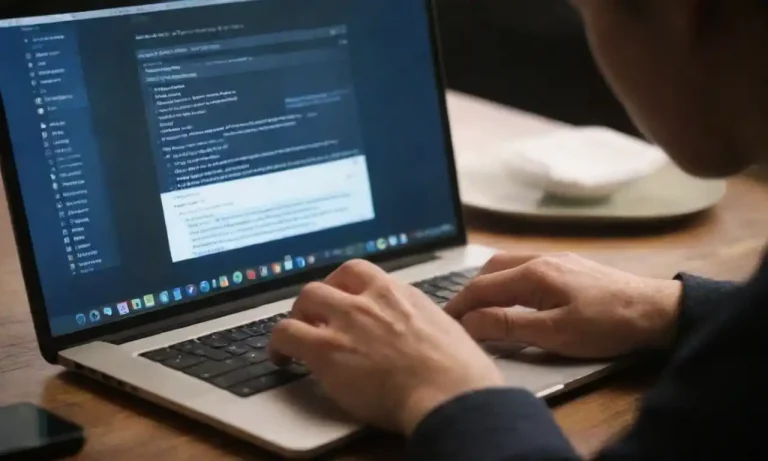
101, 252, 440, 345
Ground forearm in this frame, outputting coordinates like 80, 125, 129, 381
407, 389, 580, 461
672, 274, 738, 348
406, 274, 744, 461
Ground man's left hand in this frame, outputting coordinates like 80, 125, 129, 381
268, 260, 503, 435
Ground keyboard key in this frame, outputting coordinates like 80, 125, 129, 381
435, 290, 456, 301
416, 283, 441, 295
412, 281, 433, 291
449, 274, 471, 285
172, 340, 198, 353
245, 335, 269, 349
163, 352, 205, 370
431, 279, 465, 293
224, 341, 251, 356
258, 321, 275, 331
228, 370, 300, 397
253, 361, 279, 374
427, 294, 446, 304
283, 362, 311, 377
458, 268, 480, 278
243, 350, 270, 364
432, 279, 459, 291
189, 343, 232, 361
184, 357, 248, 380
261, 319, 280, 332
141, 348, 179, 363
222, 328, 252, 341
210, 362, 280, 389
242, 324, 266, 336
428, 291, 450, 301
197, 333, 230, 348
228, 381, 263, 397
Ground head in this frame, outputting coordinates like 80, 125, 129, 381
571, 0, 768, 177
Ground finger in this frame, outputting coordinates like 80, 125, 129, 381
445, 263, 561, 319
268, 319, 344, 367
479, 253, 543, 276
325, 259, 389, 294
461, 307, 563, 347
291, 282, 359, 324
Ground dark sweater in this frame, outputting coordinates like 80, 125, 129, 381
407, 268, 768, 460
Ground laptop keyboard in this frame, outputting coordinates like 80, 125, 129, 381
140, 268, 479, 398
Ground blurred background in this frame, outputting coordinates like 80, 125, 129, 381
436, 0, 639, 136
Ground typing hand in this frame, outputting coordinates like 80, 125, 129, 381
445, 253, 683, 359
268, 260, 503, 435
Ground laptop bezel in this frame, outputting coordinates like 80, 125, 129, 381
0, 0, 467, 363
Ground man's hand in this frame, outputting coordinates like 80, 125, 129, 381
268, 260, 503, 435
445, 253, 683, 359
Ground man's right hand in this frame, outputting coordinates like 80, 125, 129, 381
445, 253, 684, 359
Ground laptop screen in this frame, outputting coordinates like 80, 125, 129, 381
0, 0, 460, 337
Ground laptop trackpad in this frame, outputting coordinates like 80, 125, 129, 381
486, 343, 613, 396
483, 341, 529, 358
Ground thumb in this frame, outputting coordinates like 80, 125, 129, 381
461, 307, 561, 347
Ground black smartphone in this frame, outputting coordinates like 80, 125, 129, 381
0, 403, 84, 460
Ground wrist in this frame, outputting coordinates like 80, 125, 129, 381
398, 387, 453, 436
397, 375, 504, 436
642, 279, 684, 349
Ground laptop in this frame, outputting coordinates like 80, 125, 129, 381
0, 0, 612, 458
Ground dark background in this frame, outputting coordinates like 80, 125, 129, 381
436, 0, 638, 136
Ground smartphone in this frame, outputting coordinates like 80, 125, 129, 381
0, 403, 84, 460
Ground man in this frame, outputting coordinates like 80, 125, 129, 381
269, 1, 768, 459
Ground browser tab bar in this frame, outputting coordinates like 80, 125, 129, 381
0, 0, 257, 28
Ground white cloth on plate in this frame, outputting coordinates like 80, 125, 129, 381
503, 126, 669, 199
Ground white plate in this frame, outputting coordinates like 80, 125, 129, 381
458, 156, 726, 222
446, 91, 727, 222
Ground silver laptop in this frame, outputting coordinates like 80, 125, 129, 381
0, 0, 612, 458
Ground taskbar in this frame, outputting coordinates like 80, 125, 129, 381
63, 223, 457, 334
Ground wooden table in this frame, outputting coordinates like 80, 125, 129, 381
2, 92, 768, 460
